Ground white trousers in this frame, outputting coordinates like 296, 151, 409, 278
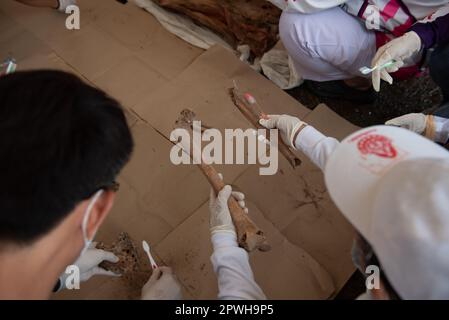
279, 7, 377, 81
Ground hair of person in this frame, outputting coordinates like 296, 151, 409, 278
0, 70, 134, 246
355, 234, 401, 300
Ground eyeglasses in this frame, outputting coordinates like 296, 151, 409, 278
83, 181, 121, 201
102, 181, 120, 192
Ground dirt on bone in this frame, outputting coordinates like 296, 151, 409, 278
150, 0, 281, 57
96, 232, 153, 299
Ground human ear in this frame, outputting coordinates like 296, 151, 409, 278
85, 190, 116, 240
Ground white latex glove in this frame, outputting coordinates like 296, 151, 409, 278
371, 31, 422, 92
141, 267, 183, 300
385, 113, 427, 134
59, 246, 120, 290
209, 176, 248, 235
259, 115, 307, 148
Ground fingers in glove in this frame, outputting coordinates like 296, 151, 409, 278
92, 267, 121, 277
99, 250, 120, 264
385, 119, 401, 126
380, 69, 393, 85
217, 185, 232, 204
209, 187, 216, 207
385, 60, 404, 73
259, 115, 280, 129
80, 267, 119, 282
231, 191, 247, 211
87, 249, 120, 266
231, 191, 245, 201
159, 266, 173, 275
372, 69, 381, 92
210, 173, 226, 208
149, 268, 163, 282
372, 45, 389, 67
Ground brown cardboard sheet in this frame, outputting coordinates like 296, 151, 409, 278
1, 0, 360, 300
155, 201, 335, 300
234, 155, 356, 293
233, 104, 359, 292
304, 103, 359, 140
119, 121, 211, 229
133, 45, 310, 138
92, 56, 167, 110
0, 0, 203, 83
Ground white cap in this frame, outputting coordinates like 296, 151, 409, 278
325, 126, 449, 299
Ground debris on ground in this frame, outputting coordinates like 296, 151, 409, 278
287, 73, 443, 127
97, 232, 153, 300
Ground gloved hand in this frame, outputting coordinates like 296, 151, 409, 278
209, 177, 248, 236
385, 113, 427, 134
371, 31, 422, 92
59, 245, 120, 290
386, 113, 443, 142
259, 115, 307, 148
141, 267, 183, 300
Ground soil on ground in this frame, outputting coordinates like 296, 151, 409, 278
287, 73, 443, 127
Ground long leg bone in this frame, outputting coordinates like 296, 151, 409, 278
174, 109, 270, 252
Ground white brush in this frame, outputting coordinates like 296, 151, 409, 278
360, 60, 397, 75
142, 240, 158, 270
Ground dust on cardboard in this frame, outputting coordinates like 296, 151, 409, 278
96, 232, 153, 300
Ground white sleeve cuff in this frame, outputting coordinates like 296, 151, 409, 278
433, 116, 449, 144
211, 232, 239, 250
294, 125, 327, 151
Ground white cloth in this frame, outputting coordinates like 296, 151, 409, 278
211, 233, 266, 300
134, 0, 231, 50
135, 0, 302, 90
260, 44, 304, 90
279, 7, 377, 81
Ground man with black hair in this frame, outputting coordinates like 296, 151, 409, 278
0, 70, 134, 299
0, 70, 266, 301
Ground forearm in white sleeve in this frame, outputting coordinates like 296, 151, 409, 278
294, 126, 340, 171
211, 233, 266, 300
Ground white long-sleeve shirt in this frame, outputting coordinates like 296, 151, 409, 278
210, 127, 339, 301
293, 126, 340, 171
292, 119, 449, 170
211, 119, 449, 300
211, 232, 266, 300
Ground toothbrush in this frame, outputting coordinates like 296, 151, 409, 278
142, 240, 158, 270
359, 60, 397, 75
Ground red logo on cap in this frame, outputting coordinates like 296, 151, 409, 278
358, 134, 397, 158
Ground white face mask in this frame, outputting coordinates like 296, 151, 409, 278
79, 190, 104, 256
